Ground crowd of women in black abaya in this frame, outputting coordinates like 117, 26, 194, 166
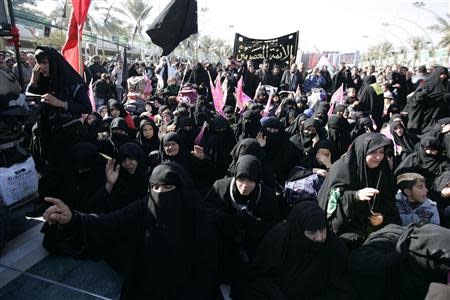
33, 49, 450, 300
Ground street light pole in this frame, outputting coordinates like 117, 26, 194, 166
399, 17, 435, 51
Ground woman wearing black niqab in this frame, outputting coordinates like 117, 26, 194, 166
235, 110, 261, 140
406, 66, 450, 134
317, 133, 400, 248
97, 117, 133, 158
245, 201, 353, 300
176, 116, 199, 151
204, 115, 236, 180
42, 162, 218, 300
357, 75, 384, 130
327, 114, 351, 157
395, 137, 450, 189
289, 118, 323, 158
260, 117, 299, 185
204, 155, 280, 299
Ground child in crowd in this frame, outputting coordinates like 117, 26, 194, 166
395, 173, 440, 225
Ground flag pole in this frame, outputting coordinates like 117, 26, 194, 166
176, 61, 190, 99
77, 0, 83, 76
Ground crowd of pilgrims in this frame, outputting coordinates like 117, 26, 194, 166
23, 46, 450, 299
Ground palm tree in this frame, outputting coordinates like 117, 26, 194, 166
114, 0, 152, 46
379, 41, 393, 65
198, 35, 217, 61
427, 14, 450, 48
408, 36, 426, 67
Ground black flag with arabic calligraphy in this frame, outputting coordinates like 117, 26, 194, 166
233, 31, 299, 68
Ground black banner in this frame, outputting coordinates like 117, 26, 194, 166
233, 31, 299, 68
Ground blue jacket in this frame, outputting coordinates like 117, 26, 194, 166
395, 191, 440, 225
303, 74, 326, 93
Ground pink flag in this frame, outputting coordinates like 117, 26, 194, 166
328, 84, 344, 117
240, 93, 252, 112
143, 74, 152, 96
211, 77, 227, 118
370, 116, 378, 131
381, 124, 401, 154
235, 77, 243, 111
88, 79, 96, 112
194, 121, 208, 145
262, 91, 274, 117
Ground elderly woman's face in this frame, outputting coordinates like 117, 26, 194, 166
164, 141, 179, 156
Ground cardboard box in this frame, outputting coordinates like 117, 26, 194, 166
0, 157, 38, 206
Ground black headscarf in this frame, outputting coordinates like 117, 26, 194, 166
236, 110, 262, 140
70, 142, 99, 171
188, 62, 209, 88
248, 201, 352, 300
407, 66, 450, 134
141, 161, 203, 298
234, 155, 262, 182
137, 119, 160, 155
33, 46, 86, 101
228, 138, 263, 173
176, 116, 199, 150
389, 120, 419, 155
327, 115, 351, 157
204, 115, 235, 179
317, 133, 398, 236
118, 142, 147, 176
160, 132, 188, 163
289, 118, 321, 155
395, 137, 450, 188
304, 139, 337, 169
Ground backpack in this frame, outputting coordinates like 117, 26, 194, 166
284, 170, 325, 204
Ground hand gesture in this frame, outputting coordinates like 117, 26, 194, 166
41, 93, 64, 108
43, 197, 72, 225
256, 132, 266, 147
316, 153, 332, 169
441, 187, 450, 198
167, 124, 177, 133
357, 188, 379, 201
313, 168, 328, 177
442, 124, 450, 134
191, 145, 205, 160
32, 64, 41, 79
105, 159, 120, 193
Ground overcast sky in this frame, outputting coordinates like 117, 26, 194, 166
37, 0, 449, 52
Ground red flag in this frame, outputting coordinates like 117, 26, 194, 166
88, 79, 96, 112
327, 84, 344, 117
62, 0, 91, 74
124, 111, 136, 129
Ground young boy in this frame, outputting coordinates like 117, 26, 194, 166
396, 173, 440, 225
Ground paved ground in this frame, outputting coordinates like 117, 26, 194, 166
0, 199, 123, 300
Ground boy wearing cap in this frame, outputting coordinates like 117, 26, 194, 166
395, 173, 440, 225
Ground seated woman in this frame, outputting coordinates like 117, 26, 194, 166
389, 120, 419, 162
317, 132, 400, 248
285, 139, 337, 206
136, 119, 159, 156
151, 132, 214, 195
395, 137, 450, 189
42, 162, 218, 300
204, 155, 280, 299
245, 201, 354, 300
89, 142, 149, 213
